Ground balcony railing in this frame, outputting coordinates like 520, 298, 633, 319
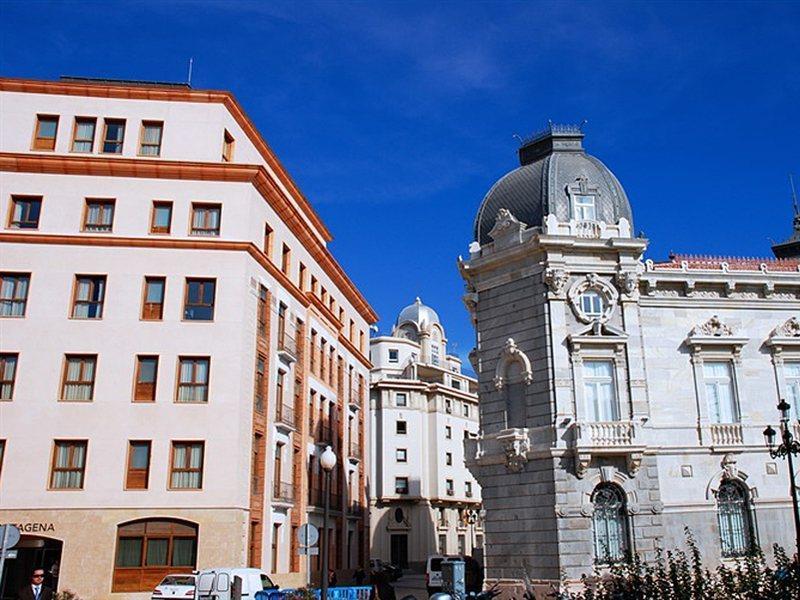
273, 481, 295, 503
276, 403, 295, 428
313, 421, 334, 444
348, 442, 361, 459
278, 331, 297, 361
710, 423, 744, 446
310, 488, 342, 508
578, 421, 635, 447
349, 390, 362, 409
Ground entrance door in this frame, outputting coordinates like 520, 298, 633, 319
0, 536, 63, 600
390, 534, 408, 569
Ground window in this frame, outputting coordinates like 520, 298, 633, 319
102, 118, 126, 154
281, 244, 291, 275
134, 356, 158, 402
150, 201, 173, 234
463, 404, 470, 417
176, 357, 210, 403
33, 115, 59, 150
0, 273, 30, 316
396, 448, 407, 462
786, 363, 800, 419
452, 379, 462, 390
139, 121, 163, 156
445, 399, 452, 413
190, 203, 221, 236
396, 420, 407, 435
0, 354, 18, 400
183, 278, 216, 321
61, 355, 97, 401
126, 441, 151, 489
445, 479, 454, 496
458, 534, 466, 556
72, 275, 106, 318
580, 290, 604, 318
170, 442, 204, 489
71, 117, 96, 153
445, 452, 452, 466
717, 480, 754, 557
395, 477, 409, 494
592, 484, 629, 564
83, 199, 115, 232
8, 196, 41, 229
445, 426, 452, 439
141, 276, 165, 320
264, 223, 273, 259
113, 519, 198, 592
272, 523, 281, 573
439, 534, 447, 554
298, 262, 307, 290
395, 392, 407, 407
388, 349, 399, 363
50, 440, 88, 489
574, 194, 596, 221
465, 481, 473, 497
0, 440, 4, 481
222, 130, 235, 162
704, 362, 739, 423
257, 285, 268, 338
584, 360, 618, 421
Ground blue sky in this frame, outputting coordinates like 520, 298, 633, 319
2, 1, 799, 365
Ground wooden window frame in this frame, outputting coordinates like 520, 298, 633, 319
141, 276, 166, 321
257, 285, 268, 338
169, 441, 205, 490
71, 117, 97, 153
133, 355, 159, 403
82, 198, 115, 233
138, 121, 164, 157
32, 115, 59, 151
189, 203, 221, 236
70, 274, 107, 319
175, 357, 210, 404
60, 354, 97, 402
0, 353, 19, 401
182, 278, 216, 321
125, 440, 152, 490
149, 201, 173, 234
0, 272, 31, 317
281, 244, 291, 276
101, 118, 126, 154
298, 263, 307, 291
222, 129, 235, 162
264, 223, 274, 260
49, 439, 88, 490
7, 195, 43, 229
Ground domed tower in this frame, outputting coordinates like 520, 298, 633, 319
393, 297, 447, 365
459, 125, 661, 594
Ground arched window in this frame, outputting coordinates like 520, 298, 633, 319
113, 518, 198, 592
717, 480, 754, 557
592, 484, 629, 564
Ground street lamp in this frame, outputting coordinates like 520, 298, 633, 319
762, 398, 800, 559
320, 445, 337, 600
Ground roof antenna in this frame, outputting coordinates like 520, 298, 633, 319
187, 58, 194, 87
790, 173, 798, 215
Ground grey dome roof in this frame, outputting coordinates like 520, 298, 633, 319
474, 126, 633, 244
396, 297, 441, 330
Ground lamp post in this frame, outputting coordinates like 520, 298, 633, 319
762, 398, 800, 559
320, 445, 338, 600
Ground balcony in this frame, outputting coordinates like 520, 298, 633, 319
277, 331, 297, 363
273, 481, 295, 504
577, 421, 635, 447
348, 442, 362, 462
276, 403, 296, 429
313, 421, 334, 445
310, 488, 342, 509
710, 423, 744, 446
573, 420, 644, 479
349, 390, 362, 410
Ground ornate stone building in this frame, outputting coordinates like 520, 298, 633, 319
459, 125, 800, 595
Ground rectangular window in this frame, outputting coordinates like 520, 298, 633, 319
133, 356, 158, 402
0, 354, 18, 400
298, 262, 307, 290
222, 130, 235, 162
396, 420, 407, 435
445, 426, 452, 439
50, 440, 87, 489
388, 349, 399, 363
445, 452, 452, 466
8, 196, 42, 229
257, 285, 268, 338
190, 203, 221, 236
102, 119, 125, 154
272, 523, 281, 573
0, 273, 30, 316
574, 195, 596, 221
458, 534, 466, 556
465, 481, 473, 497
395, 392, 407, 407
71, 117, 96, 153
183, 278, 216, 321
452, 379, 462, 390
33, 115, 59, 150
446, 479, 454, 496
584, 360, 618, 421
170, 441, 204, 489
61, 355, 96, 401
264, 223, 273, 259
139, 121, 163, 156
72, 275, 106, 319
704, 361, 739, 423
126, 441, 151, 489
395, 477, 409, 494
0, 440, 5, 482
786, 363, 800, 420
396, 448, 407, 462
281, 244, 291, 275
438, 534, 447, 554
83, 199, 115, 232
463, 403, 470, 417
141, 276, 165, 320
150, 201, 173, 234
176, 357, 210, 403
445, 399, 452, 413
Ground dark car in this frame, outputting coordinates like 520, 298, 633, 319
369, 558, 403, 581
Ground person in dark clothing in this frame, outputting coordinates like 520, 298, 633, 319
368, 570, 396, 600
17, 569, 54, 600
328, 569, 338, 587
354, 567, 366, 585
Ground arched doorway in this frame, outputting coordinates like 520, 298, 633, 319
0, 535, 63, 600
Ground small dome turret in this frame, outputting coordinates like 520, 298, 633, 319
395, 297, 441, 332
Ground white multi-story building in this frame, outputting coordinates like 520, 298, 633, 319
369, 299, 482, 572
0, 76, 376, 599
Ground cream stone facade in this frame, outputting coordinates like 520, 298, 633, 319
0, 77, 376, 599
459, 125, 800, 597
369, 299, 482, 573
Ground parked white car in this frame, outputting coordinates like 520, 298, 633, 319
152, 574, 196, 599
195, 567, 278, 600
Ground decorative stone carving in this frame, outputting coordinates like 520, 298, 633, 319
462, 292, 478, 325
579, 503, 594, 517
771, 317, 800, 338
690, 315, 733, 337
494, 338, 533, 390
555, 505, 567, 518
627, 452, 643, 477
616, 270, 640, 297
721, 453, 738, 479
651, 501, 664, 514
543, 267, 570, 296
497, 429, 531, 473
575, 452, 591, 479
488, 208, 527, 248
627, 502, 641, 516
567, 273, 619, 324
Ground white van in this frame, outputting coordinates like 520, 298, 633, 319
195, 568, 278, 600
